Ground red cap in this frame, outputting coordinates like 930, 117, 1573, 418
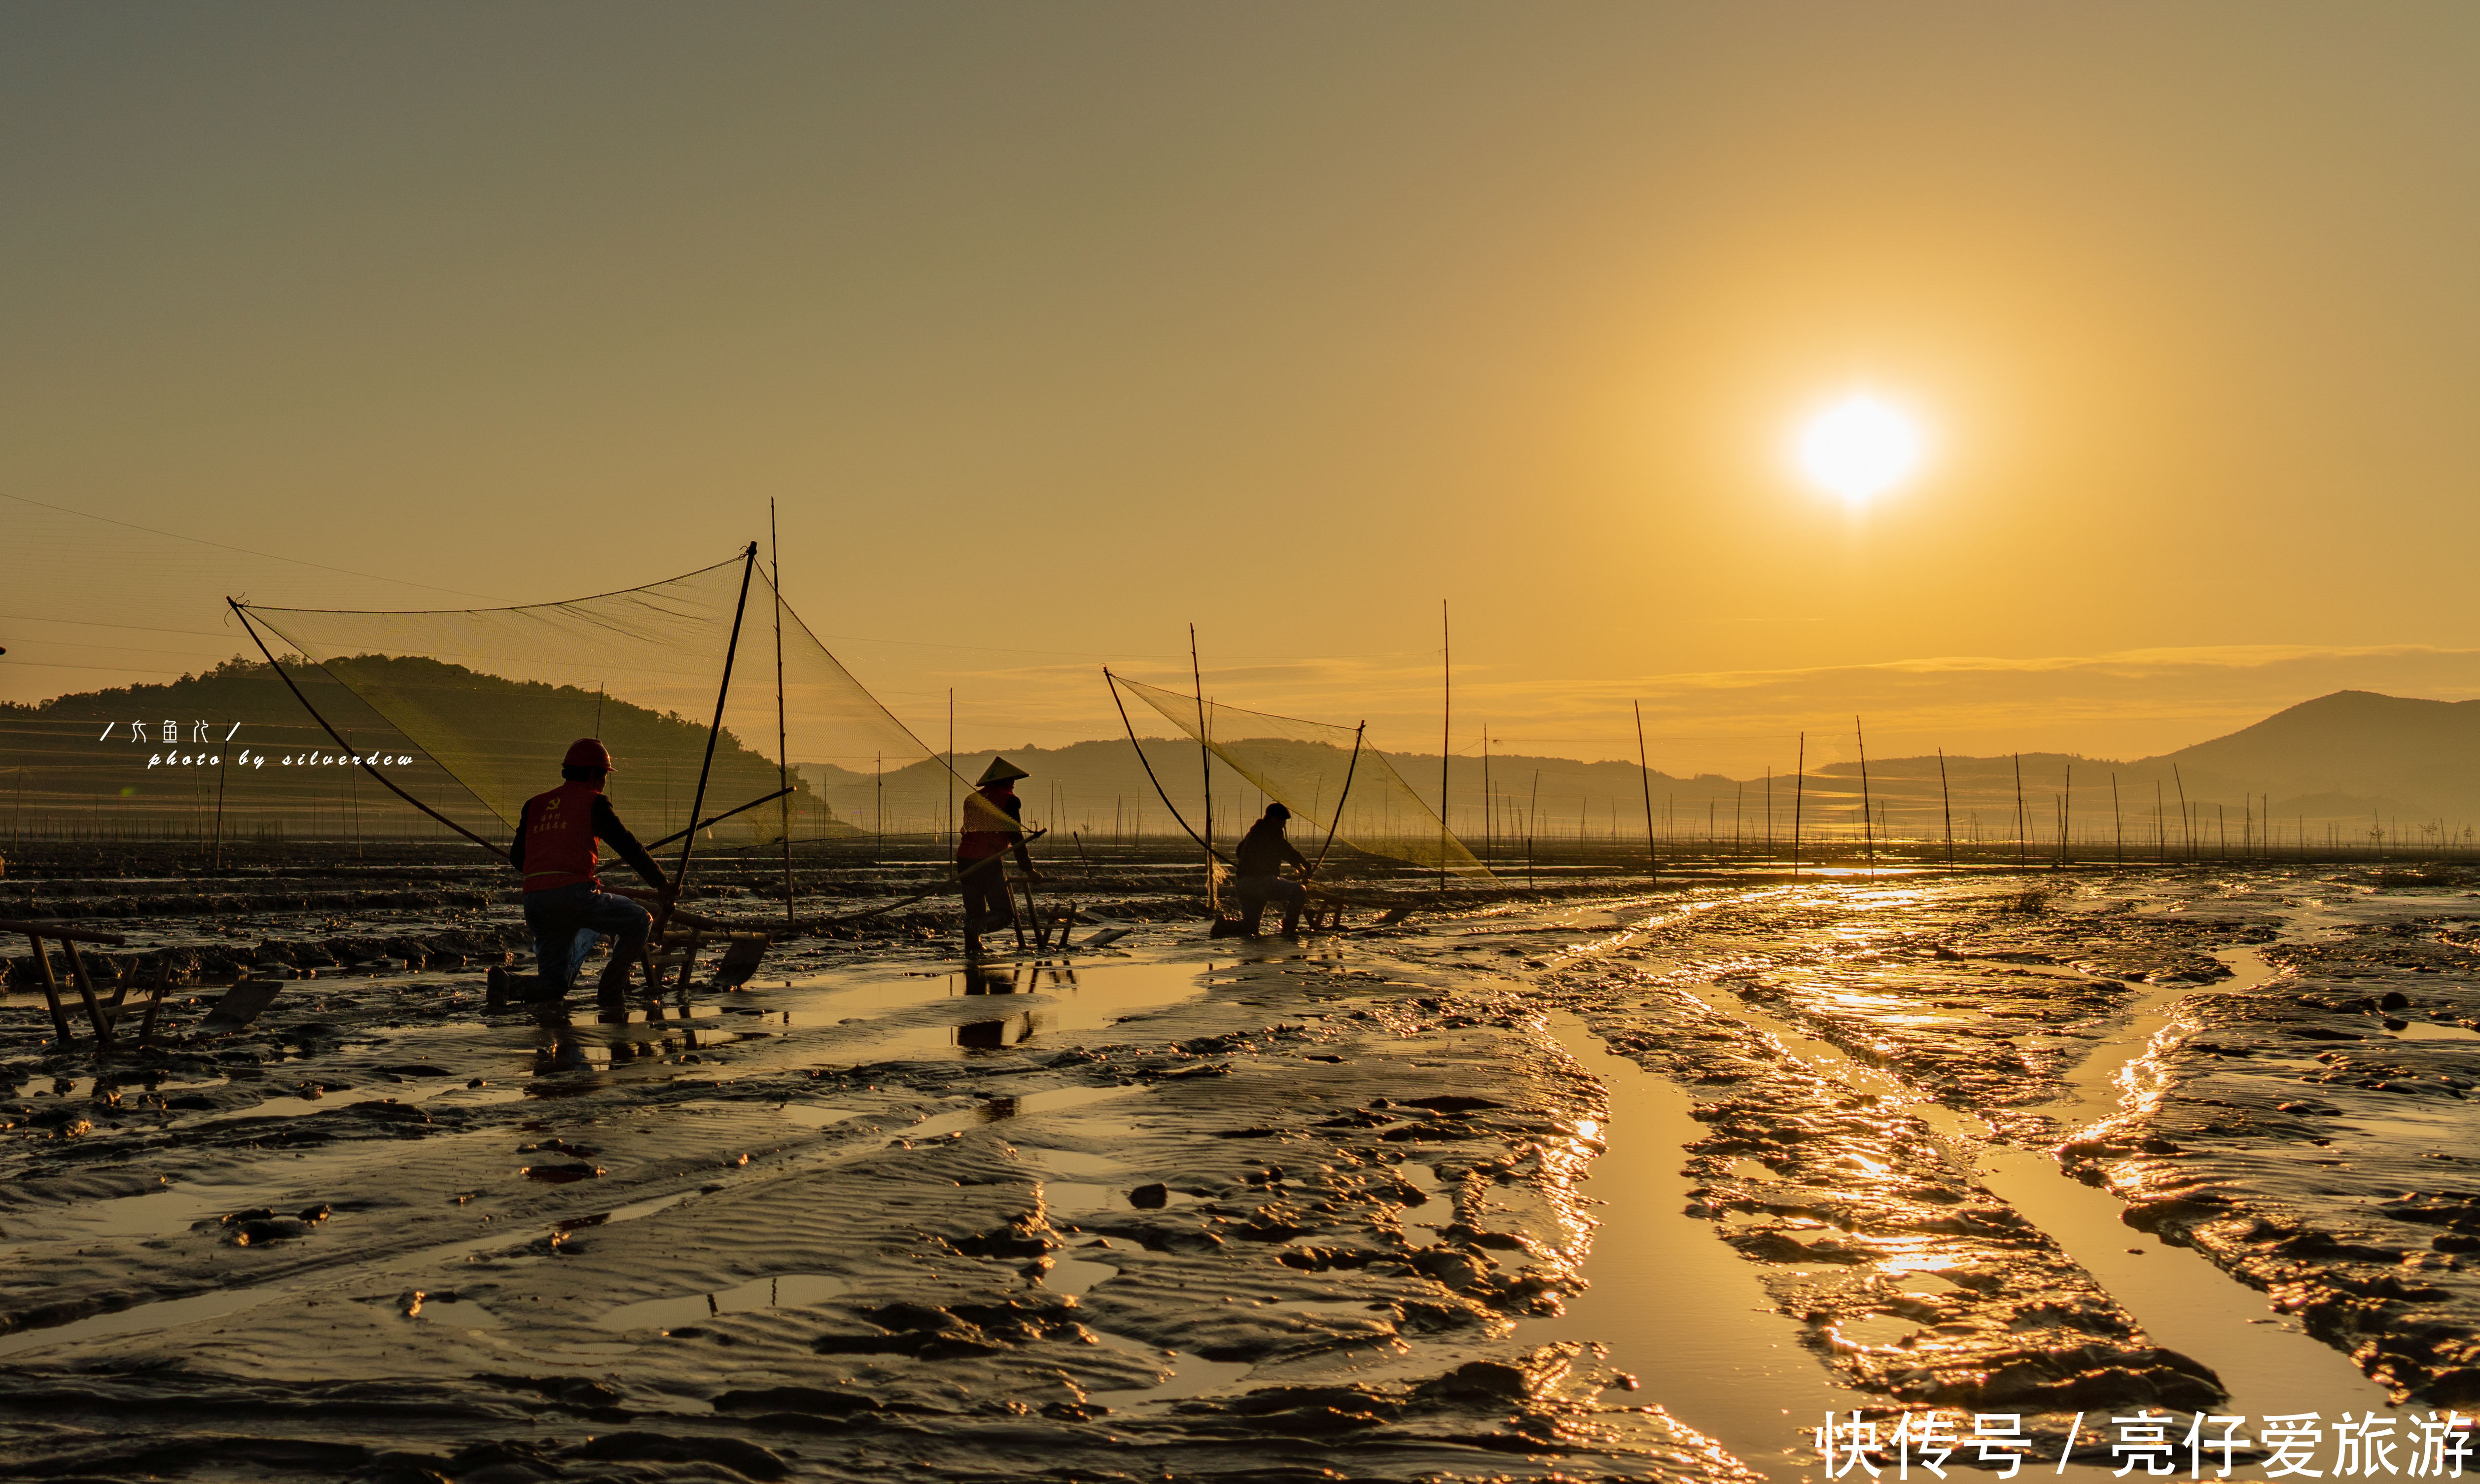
563, 738, 614, 772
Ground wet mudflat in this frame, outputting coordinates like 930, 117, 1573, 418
1, 858, 2477, 1481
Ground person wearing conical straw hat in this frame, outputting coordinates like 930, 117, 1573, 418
957, 756, 1040, 954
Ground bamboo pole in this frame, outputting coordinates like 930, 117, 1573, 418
1855, 717, 1875, 875
1792, 733, 1805, 878
1102, 669, 1227, 863
645, 787, 792, 850
771, 498, 792, 927
1439, 602, 1451, 898
2112, 774, 2123, 865
1309, 722, 1364, 883
2059, 764, 2072, 868
212, 717, 231, 870
647, 541, 760, 983
1937, 748, 1954, 865
1633, 700, 1658, 883
1527, 770, 1540, 892
2012, 753, 2027, 869
1192, 624, 1216, 911
228, 602, 507, 860
2173, 763, 2192, 861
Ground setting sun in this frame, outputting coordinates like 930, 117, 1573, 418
1795, 393, 1927, 505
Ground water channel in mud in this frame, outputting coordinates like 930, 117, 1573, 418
1526, 888, 2446, 1483
1524, 1011, 1878, 1481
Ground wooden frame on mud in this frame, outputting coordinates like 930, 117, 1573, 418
1, 918, 168, 1056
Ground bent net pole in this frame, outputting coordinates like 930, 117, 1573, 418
1111, 674, 1490, 881
1103, 669, 1226, 866
658, 542, 761, 948
1307, 722, 1364, 882
236, 551, 973, 863
229, 600, 508, 860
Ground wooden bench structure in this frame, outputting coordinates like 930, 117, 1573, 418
1013, 877, 1079, 951
1, 918, 171, 1055
599, 888, 771, 1000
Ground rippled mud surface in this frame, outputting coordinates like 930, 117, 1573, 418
2, 858, 2476, 1481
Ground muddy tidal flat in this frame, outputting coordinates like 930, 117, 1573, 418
5, 852, 2480, 1483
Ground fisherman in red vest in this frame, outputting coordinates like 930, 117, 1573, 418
957, 757, 1039, 954
487, 738, 673, 1007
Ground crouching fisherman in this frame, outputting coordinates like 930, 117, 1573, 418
488, 739, 673, 1008
1233, 802, 1311, 937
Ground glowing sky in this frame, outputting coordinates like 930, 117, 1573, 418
5, 4, 2479, 773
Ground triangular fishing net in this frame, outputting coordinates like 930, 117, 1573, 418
1110, 674, 1492, 880
236, 551, 977, 852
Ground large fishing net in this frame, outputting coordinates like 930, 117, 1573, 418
1108, 674, 1492, 880
236, 550, 972, 852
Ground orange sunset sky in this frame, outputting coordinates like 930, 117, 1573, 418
5, 3, 2478, 777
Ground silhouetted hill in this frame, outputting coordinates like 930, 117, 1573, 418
0, 656, 819, 842
2139, 690, 2480, 821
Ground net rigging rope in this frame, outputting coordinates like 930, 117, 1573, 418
233, 551, 974, 853
1105, 671, 1491, 881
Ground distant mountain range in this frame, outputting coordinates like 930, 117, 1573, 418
4, 660, 2467, 847
807, 690, 2477, 850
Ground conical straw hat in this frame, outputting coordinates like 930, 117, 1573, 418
976, 756, 1029, 785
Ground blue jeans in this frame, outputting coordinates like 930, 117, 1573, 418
523, 883, 652, 998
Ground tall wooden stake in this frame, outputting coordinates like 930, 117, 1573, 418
212, 718, 232, 870
1527, 770, 1540, 892
1937, 747, 1954, 865
653, 542, 760, 967
1191, 623, 1216, 910
2173, 763, 2192, 861
1482, 726, 1492, 863
2012, 753, 2027, 869
1439, 602, 1451, 897
2112, 773, 2123, 865
1855, 717, 1875, 875
770, 499, 792, 927
1309, 722, 1364, 881
1792, 733, 1805, 878
2059, 763, 2071, 869
1633, 700, 1658, 883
